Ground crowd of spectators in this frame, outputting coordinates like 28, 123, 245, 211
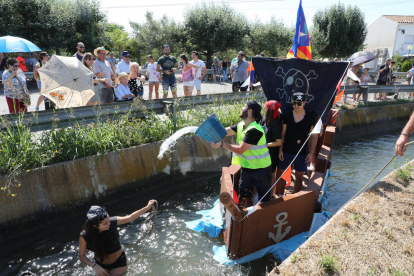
2, 42, 414, 114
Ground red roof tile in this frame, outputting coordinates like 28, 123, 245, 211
383, 15, 414, 23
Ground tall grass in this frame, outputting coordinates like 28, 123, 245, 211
0, 94, 262, 186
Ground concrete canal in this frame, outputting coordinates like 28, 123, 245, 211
2, 128, 412, 276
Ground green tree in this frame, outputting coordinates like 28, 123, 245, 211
311, 3, 366, 59
0, 0, 108, 55
180, 2, 249, 67
107, 23, 131, 58
248, 17, 294, 57
130, 12, 182, 62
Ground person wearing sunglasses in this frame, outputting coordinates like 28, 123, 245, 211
82, 52, 109, 105
73, 42, 85, 62
276, 92, 319, 197
156, 44, 179, 98
79, 201, 156, 276
116, 51, 131, 77
2, 58, 29, 113
230, 51, 249, 92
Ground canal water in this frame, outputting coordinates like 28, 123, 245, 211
2, 130, 413, 276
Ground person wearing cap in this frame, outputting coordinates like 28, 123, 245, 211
211, 100, 272, 207
260, 100, 282, 198
276, 92, 319, 197
116, 51, 131, 76
156, 44, 179, 98
93, 46, 114, 104
79, 201, 156, 276
114, 72, 136, 101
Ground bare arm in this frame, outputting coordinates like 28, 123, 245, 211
278, 124, 287, 161
34, 65, 40, 80
395, 111, 414, 156
200, 66, 207, 79
79, 236, 108, 276
210, 140, 252, 155
116, 200, 155, 225
156, 63, 164, 74
225, 126, 237, 136
3, 70, 17, 86
267, 139, 282, 148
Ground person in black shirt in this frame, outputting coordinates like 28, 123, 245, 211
79, 201, 155, 276
211, 100, 272, 207
376, 58, 391, 99
276, 93, 319, 197
260, 100, 282, 198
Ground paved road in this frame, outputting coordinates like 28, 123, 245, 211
0, 80, 234, 115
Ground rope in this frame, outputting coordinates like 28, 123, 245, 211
124, 200, 158, 275
339, 141, 414, 212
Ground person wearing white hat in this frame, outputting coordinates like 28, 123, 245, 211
114, 72, 136, 101
93, 46, 114, 104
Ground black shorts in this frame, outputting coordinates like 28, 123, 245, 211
239, 166, 272, 202
95, 251, 127, 270
232, 81, 248, 92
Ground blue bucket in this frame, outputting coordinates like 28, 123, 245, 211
195, 114, 227, 143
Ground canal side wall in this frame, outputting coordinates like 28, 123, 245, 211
0, 135, 234, 232
336, 103, 414, 141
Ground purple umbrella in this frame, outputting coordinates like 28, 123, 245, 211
351, 55, 375, 66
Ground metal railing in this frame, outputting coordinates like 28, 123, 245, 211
1, 91, 265, 132
1, 84, 413, 132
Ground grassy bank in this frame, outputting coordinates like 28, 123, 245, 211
272, 161, 414, 276
0, 94, 260, 193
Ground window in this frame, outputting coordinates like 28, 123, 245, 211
404, 35, 414, 44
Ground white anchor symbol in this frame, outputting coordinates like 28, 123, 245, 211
268, 212, 291, 243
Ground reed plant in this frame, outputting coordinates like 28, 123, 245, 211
0, 93, 262, 185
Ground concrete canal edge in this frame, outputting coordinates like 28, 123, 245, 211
271, 160, 414, 275
335, 102, 414, 141
0, 135, 235, 235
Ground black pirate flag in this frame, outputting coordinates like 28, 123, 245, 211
252, 57, 348, 123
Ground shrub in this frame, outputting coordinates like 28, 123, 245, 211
401, 60, 412, 72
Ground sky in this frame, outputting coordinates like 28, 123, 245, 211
100, 0, 414, 34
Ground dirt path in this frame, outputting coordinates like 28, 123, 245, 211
271, 161, 414, 276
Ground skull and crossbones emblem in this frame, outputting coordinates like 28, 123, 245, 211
275, 67, 318, 103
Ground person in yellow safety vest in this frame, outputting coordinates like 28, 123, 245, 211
211, 100, 272, 207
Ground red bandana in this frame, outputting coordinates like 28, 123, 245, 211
265, 100, 281, 119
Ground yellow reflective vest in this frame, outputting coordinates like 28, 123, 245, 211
231, 121, 271, 169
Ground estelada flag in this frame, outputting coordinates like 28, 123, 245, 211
252, 57, 348, 123
286, 0, 312, 60
282, 166, 291, 187
247, 61, 255, 84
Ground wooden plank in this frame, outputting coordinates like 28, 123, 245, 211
323, 126, 336, 147
315, 145, 331, 174
304, 171, 325, 199
228, 191, 315, 258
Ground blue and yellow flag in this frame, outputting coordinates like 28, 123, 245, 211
286, 0, 312, 60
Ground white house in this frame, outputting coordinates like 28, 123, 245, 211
364, 15, 414, 70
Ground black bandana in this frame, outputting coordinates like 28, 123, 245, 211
292, 92, 306, 102
86, 206, 108, 224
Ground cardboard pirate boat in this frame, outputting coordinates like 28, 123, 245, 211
219, 110, 337, 260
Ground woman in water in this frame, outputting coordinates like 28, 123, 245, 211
260, 100, 282, 198
180, 54, 198, 97
79, 200, 155, 276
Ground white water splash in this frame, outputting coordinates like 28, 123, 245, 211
157, 126, 199, 159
